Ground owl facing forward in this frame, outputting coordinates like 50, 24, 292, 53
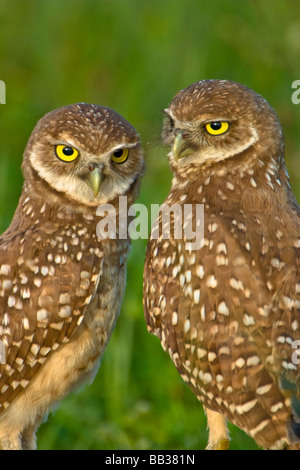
143, 80, 300, 450
0, 103, 144, 450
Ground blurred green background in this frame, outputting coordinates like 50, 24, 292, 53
0, 0, 300, 450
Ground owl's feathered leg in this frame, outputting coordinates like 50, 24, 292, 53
21, 421, 41, 450
0, 432, 22, 450
205, 407, 230, 450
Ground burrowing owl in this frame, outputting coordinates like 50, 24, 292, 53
0, 103, 144, 450
143, 80, 300, 450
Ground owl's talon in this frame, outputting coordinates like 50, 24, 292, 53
206, 438, 230, 450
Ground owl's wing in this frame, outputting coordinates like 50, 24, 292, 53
0, 222, 103, 411
144, 214, 269, 359
144, 205, 300, 368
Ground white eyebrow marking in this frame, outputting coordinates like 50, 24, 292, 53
108, 141, 140, 154
164, 108, 176, 120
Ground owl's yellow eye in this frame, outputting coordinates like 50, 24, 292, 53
205, 121, 229, 135
111, 148, 129, 164
55, 145, 79, 162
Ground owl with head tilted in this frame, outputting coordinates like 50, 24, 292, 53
143, 79, 300, 450
0, 103, 144, 449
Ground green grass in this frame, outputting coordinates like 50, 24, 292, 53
0, 0, 299, 450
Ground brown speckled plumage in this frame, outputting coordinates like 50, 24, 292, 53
0, 103, 144, 449
143, 80, 300, 450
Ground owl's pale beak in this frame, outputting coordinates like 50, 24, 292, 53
172, 132, 193, 161
86, 165, 103, 197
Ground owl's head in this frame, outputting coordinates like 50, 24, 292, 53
162, 80, 284, 172
22, 103, 144, 207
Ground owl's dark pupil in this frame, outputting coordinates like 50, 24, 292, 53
210, 121, 222, 130
62, 146, 74, 156
114, 149, 124, 158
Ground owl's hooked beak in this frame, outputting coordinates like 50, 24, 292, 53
172, 131, 193, 161
85, 163, 104, 197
